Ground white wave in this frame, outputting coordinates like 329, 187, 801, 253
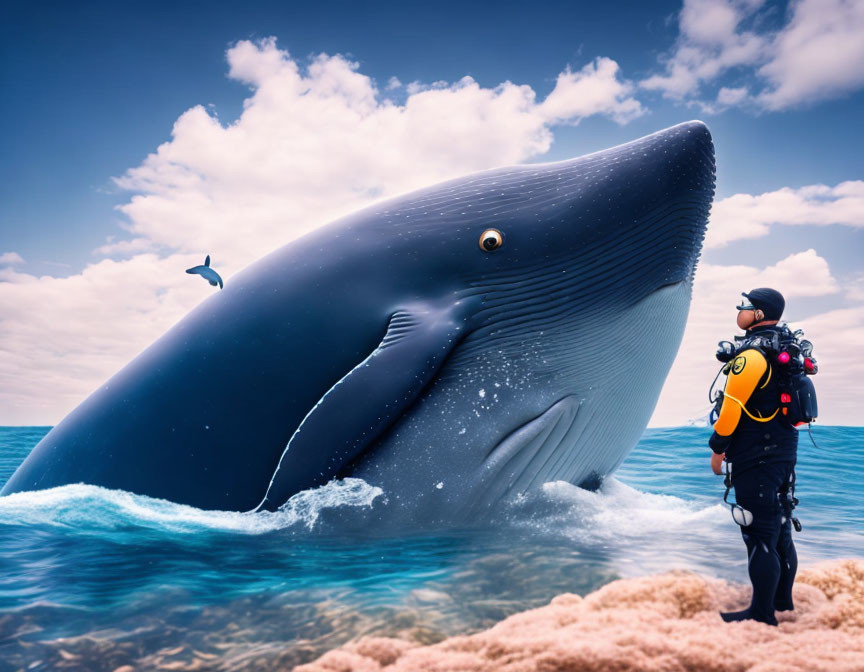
0, 478, 384, 534
538, 477, 727, 541
504, 477, 739, 576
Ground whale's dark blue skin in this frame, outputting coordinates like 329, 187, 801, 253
2, 121, 715, 517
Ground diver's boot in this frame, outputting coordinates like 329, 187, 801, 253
720, 608, 778, 626
727, 535, 781, 626
774, 530, 797, 612
720, 609, 749, 623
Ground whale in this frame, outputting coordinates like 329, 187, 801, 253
185, 255, 224, 289
1, 121, 715, 518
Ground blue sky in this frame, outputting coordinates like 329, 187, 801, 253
3, 0, 862, 276
1, 0, 862, 424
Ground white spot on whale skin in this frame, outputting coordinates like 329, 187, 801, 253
435, 482, 444, 490
478, 388, 486, 398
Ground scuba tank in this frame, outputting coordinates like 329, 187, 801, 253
709, 323, 818, 426
710, 323, 813, 534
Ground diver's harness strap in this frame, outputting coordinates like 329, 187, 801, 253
710, 323, 818, 429
722, 391, 779, 423
708, 357, 776, 425
785, 469, 802, 532
722, 460, 733, 503
723, 460, 801, 532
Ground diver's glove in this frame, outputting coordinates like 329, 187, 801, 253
708, 431, 731, 455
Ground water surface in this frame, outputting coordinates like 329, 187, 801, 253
0, 425, 860, 671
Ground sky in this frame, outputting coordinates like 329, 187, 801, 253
1, 0, 862, 426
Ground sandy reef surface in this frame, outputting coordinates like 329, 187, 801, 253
298, 558, 864, 672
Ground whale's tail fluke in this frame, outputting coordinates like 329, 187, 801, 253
185, 255, 223, 289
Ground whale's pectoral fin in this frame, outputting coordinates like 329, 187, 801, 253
254, 297, 479, 512
469, 395, 589, 512
205, 255, 211, 267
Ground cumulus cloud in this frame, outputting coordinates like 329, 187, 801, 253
640, 0, 767, 100
796, 305, 864, 426
844, 273, 864, 303
0, 38, 643, 424
92, 237, 155, 257
0, 252, 25, 265
650, 249, 845, 427
0, 253, 224, 424
643, 0, 864, 111
538, 57, 645, 124
757, 0, 864, 110
716, 85, 749, 105
706, 180, 864, 249
112, 38, 643, 266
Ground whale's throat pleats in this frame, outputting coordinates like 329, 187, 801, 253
470, 395, 591, 510
252, 297, 480, 511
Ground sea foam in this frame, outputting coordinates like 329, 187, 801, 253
0, 477, 384, 534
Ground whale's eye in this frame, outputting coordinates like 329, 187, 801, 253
479, 228, 503, 252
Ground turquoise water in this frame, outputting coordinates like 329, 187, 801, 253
0, 425, 861, 671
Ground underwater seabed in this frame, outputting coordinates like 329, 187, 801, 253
0, 426, 861, 671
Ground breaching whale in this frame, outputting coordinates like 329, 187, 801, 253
186, 255, 224, 289
2, 121, 715, 518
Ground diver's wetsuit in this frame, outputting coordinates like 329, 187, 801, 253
709, 325, 798, 626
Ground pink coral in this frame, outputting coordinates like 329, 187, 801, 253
297, 559, 864, 672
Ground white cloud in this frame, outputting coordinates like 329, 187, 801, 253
640, 0, 767, 100
650, 249, 849, 427
93, 237, 155, 257
111, 39, 643, 267
749, 248, 839, 297
795, 305, 864, 425
0, 254, 216, 424
0, 252, 25, 265
706, 180, 864, 249
538, 57, 645, 124
386, 76, 402, 90
716, 85, 749, 105
643, 0, 864, 111
757, 0, 864, 110
844, 273, 864, 303
0, 38, 643, 425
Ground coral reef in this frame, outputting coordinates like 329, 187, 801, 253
298, 559, 864, 672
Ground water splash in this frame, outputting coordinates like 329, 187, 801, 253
0, 477, 384, 534
502, 477, 734, 576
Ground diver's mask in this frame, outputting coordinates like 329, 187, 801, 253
736, 295, 757, 312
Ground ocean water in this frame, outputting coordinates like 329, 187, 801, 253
0, 425, 861, 671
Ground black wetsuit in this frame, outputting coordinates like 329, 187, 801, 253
709, 325, 799, 625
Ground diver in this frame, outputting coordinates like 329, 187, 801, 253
707, 287, 817, 626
